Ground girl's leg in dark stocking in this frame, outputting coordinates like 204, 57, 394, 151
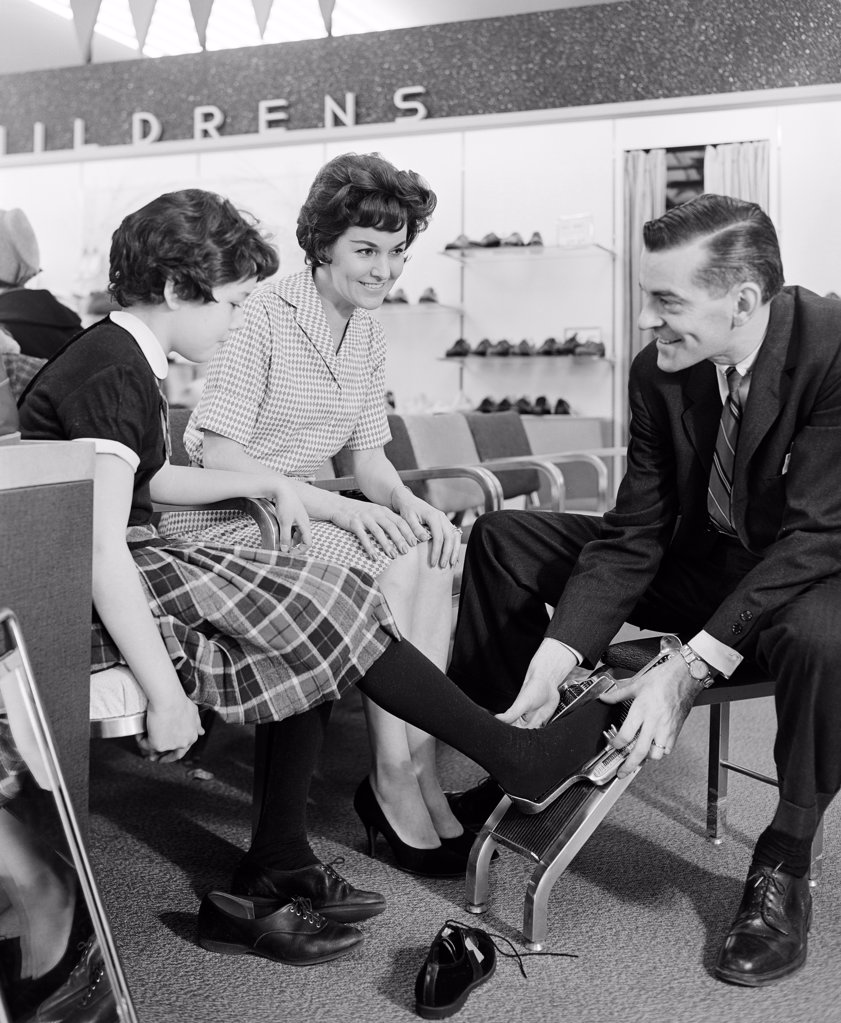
357, 641, 617, 801
245, 702, 333, 870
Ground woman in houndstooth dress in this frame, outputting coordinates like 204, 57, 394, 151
163, 154, 471, 875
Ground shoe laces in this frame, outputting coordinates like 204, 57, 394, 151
443, 919, 577, 979
747, 862, 787, 906
324, 857, 350, 886
289, 896, 325, 925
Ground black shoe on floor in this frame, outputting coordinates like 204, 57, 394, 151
415, 921, 496, 1019
714, 863, 812, 987
446, 778, 505, 834
231, 858, 386, 923
198, 892, 363, 966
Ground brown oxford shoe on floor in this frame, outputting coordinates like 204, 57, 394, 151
715, 863, 812, 986
198, 892, 363, 966
231, 858, 386, 923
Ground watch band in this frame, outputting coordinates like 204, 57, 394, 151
679, 643, 716, 688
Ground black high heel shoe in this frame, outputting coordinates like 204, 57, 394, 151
353, 778, 468, 878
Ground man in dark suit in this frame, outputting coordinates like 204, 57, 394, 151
448, 193, 841, 986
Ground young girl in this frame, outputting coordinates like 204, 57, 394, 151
18, 189, 617, 967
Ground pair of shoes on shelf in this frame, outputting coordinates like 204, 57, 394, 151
573, 339, 606, 357
383, 287, 409, 304
499, 231, 543, 248
415, 920, 497, 1018
231, 857, 386, 923
353, 777, 469, 878
473, 338, 491, 356
198, 892, 363, 966
515, 339, 534, 355
444, 233, 500, 249
554, 398, 571, 414
714, 863, 811, 987
555, 335, 581, 355
490, 340, 511, 356
475, 397, 497, 413
527, 231, 544, 247
445, 338, 471, 357
537, 337, 558, 355
419, 287, 439, 303
534, 395, 551, 415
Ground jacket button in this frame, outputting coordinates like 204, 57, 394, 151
731, 623, 743, 635
739, 611, 753, 622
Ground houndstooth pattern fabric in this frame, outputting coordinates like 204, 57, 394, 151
90, 537, 399, 725
163, 269, 394, 571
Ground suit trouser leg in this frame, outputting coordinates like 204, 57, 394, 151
754, 574, 841, 841
448, 509, 602, 713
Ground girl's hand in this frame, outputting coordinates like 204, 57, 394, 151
330, 497, 419, 561
391, 488, 461, 568
139, 694, 205, 763
270, 481, 313, 553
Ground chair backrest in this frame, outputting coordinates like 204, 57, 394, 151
386, 412, 485, 513
463, 410, 540, 499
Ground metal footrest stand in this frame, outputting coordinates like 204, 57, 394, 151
465, 769, 639, 950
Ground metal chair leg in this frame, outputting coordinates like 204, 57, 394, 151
707, 702, 731, 844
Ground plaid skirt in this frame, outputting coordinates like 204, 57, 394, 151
91, 538, 400, 726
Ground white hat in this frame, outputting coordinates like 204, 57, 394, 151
0, 209, 40, 286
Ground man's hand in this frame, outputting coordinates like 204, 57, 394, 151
495, 638, 578, 728
599, 653, 702, 776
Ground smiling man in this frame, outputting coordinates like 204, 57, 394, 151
447, 193, 841, 986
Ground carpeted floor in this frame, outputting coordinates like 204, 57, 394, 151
87, 688, 839, 1023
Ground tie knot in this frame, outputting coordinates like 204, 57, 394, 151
725, 366, 744, 402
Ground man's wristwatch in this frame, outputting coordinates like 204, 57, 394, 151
678, 644, 716, 688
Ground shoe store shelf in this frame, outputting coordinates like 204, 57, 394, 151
440, 242, 614, 263
438, 355, 615, 365
377, 302, 462, 314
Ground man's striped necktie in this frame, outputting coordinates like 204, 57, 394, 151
708, 366, 749, 535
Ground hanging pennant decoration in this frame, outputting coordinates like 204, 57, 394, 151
250, 0, 275, 39
318, 0, 336, 37
127, 0, 158, 53
188, 0, 215, 51
68, 0, 104, 64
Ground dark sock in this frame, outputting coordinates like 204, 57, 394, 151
357, 640, 615, 800
752, 825, 813, 878
246, 703, 332, 871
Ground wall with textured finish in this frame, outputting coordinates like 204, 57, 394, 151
1, 0, 840, 157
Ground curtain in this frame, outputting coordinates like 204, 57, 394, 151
703, 140, 770, 209
623, 148, 667, 365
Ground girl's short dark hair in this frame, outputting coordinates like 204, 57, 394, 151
643, 193, 784, 304
296, 152, 437, 267
109, 188, 279, 307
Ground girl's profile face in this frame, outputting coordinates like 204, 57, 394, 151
315, 224, 407, 315
171, 277, 258, 363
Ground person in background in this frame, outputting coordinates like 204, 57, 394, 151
448, 193, 841, 987
0, 209, 82, 360
165, 153, 469, 877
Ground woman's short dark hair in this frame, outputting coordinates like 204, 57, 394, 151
643, 193, 784, 304
296, 152, 437, 267
109, 188, 279, 307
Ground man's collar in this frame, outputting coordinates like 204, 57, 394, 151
109, 310, 169, 379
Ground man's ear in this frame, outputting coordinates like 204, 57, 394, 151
162, 279, 181, 310
732, 281, 763, 326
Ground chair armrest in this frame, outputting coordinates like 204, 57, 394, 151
153, 497, 280, 548
476, 455, 566, 511
312, 466, 504, 513
527, 447, 627, 514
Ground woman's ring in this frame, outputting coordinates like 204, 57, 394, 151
651, 741, 667, 751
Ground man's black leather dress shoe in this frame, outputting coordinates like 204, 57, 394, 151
198, 892, 363, 966
415, 921, 496, 1019
715, 863, 812, 986
231, 859, 386, 923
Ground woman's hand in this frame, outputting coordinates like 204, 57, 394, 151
138, 693, 205, 764
599, 653, 701, 776
269, 480, 313, 553
330, 497, 420, 561
390, 487, 462, 568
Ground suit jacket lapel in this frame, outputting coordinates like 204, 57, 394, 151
681, 360, 720, 475
736, 290, 794, 471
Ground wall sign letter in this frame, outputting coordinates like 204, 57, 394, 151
194, 105, 225, 139
132, 112, 163, 145
393, 86, 428, 121
324, 92, 356, 128
258, 99, 289, 132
